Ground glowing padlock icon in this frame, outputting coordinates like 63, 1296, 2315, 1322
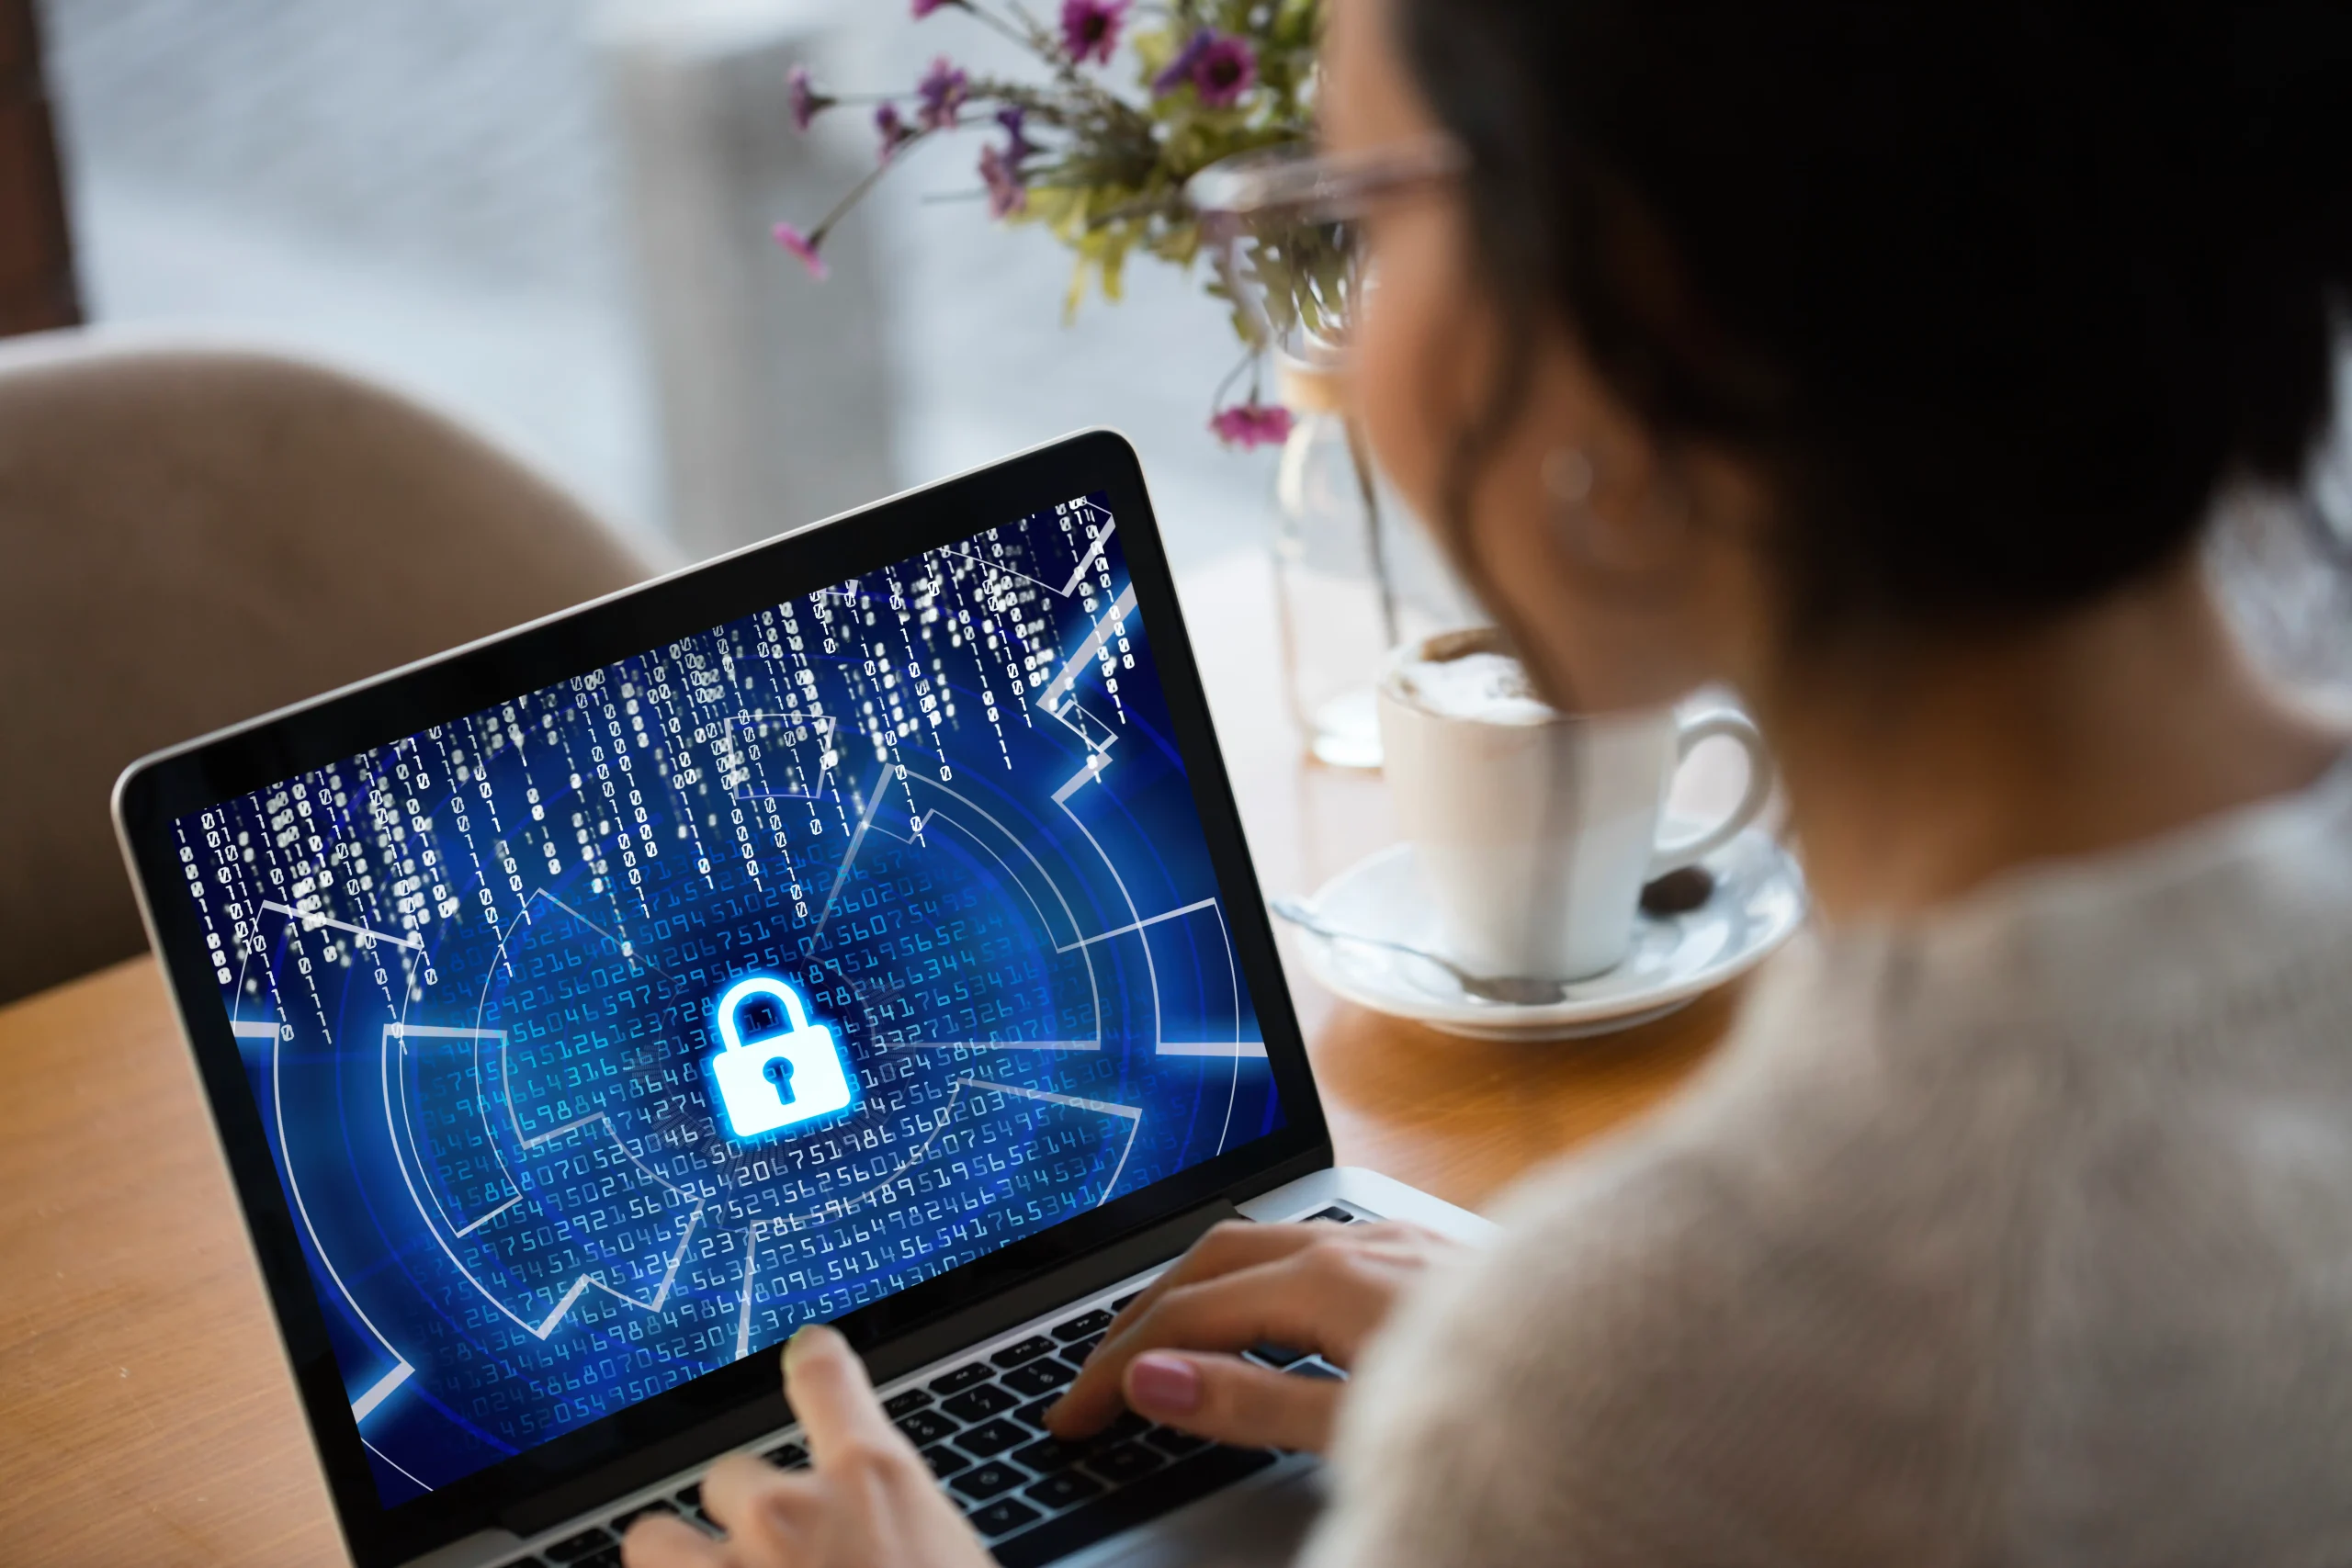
707, 974, 854, 1141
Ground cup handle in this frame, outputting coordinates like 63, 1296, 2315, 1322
1649, 709, 1775, 876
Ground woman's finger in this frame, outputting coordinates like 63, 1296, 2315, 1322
1121, 1349, 1344, 1452
1051, 1246, 1385, 1435
619, 1511, 728, 1568
783, 1324, 901, 1467
1097, 1221, 1326, 1339
698, 1451, 816, 1540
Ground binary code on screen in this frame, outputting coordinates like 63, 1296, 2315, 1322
170, 495, 1283, 1505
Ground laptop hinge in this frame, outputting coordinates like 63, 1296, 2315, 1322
500, 1196, 1241, 1539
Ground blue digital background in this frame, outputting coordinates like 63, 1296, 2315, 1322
171, 496, 1283, 1506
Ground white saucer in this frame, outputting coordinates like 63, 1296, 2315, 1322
1284, 829, 1806, 1041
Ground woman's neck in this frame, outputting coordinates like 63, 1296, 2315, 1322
1758, 563, 2344, 924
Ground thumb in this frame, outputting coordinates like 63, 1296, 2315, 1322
781, 1324, 896, 1464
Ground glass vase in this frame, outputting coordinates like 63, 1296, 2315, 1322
1269, 354, 1475, 769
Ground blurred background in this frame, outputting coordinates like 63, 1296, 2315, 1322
18, 0, 2352, 673
36, 0, 1283, 569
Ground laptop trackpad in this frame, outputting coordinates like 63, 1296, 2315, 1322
1056, 1457, 1327, 1568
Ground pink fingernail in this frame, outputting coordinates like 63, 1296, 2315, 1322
1126, 1353, 1201, 1414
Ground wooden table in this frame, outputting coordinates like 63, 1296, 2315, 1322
0, 552, 1740, 1565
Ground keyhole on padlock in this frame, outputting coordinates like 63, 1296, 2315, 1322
763, 1055, 797, 1106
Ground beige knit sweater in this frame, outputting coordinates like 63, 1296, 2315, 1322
1303, 752, 2352, 1568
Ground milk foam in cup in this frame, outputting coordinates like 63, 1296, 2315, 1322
1389, 649, 1558, 728
1376, 629, 1774, 984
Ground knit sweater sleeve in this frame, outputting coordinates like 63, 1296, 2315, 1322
1294, 1044, 2007, 1568
1295, 1151, 1788, 1568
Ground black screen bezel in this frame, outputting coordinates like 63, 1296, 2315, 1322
113, 431, 1330, 1568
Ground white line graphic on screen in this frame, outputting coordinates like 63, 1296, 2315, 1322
365, 1438, 431, 1492
250, 915, 412, 1418
386, 1021, 707, 1341
811, 764, 896, 932
351, 1360, 414, 1423
261, 900, 424, 951
1040, 586, 1137, 803
1029, 565, 1257, 1107
732, 1074, 1142, 1358
880, 774, 1109, 1051
1051, 756, 1250, 1140
932, 516, 1114, 601
379, 891, 702, 1343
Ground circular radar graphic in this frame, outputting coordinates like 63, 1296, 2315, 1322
179, 493, 1283, 1502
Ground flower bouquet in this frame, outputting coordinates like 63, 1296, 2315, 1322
775, 0, 1341, 450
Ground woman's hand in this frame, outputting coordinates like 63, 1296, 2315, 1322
621, 1325, 990, 1568
1046, 1219, 1460, 1454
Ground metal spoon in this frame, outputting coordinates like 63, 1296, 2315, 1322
1268, 897, 1567, 1007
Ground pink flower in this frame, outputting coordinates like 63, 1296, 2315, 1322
786, 65, 831, 133
1058, 0, 1128, 66
997, 106, 1037, 167
978, 142, 1026, 219
771, 222, 830, 281
876, 101, 915, 160
1154, 28, 1257, 108
1209, 401, 1293, 449
917, 56, 969, 130
1190, 34, 1258, 107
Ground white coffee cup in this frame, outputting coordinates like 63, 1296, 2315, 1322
1377, 628, 1775, 982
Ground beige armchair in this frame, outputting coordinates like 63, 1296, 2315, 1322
0, 333, 653, 1005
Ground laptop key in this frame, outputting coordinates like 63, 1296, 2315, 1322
673, 1482, 702, 1510
991, 1336, 1057, 1369
1012, 1395, 1062, 1431
763, 1441, 808, 1469
883, 1388, 935, 1417
991, 1445, 1281, 1568
1111, 1292, 1143, 1312
941, 1382, 1018, 1422
1011, 1434, 1093, 1475
921, 1442, 971, 1480
1084, 1440, 1165, 1483
1059, 1334, 1102, 1370
968, 1497, 1046, 1540
609, 1500, 677, 1533
948, 1461, 1025, 1501
1143, 1426, 1211, 1458
1307, 1205, 1356, 1224
1288, 1360, 1345, 1381
573, 1549, 623, 1568
1245, 1341, 1310, 1369
543, 1529, 612, 1562
895, 1408, 958, 1445
954, 1417, 1029, 1457
1052, 1309, 1114, 1342
929, 1361, 994, 1395
1023, 1471, 1105, 1511
1001, 1357, 1075, 1396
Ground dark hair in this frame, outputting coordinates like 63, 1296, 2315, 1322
1393, 0, 2352, 631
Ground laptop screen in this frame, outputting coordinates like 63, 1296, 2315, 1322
165, 492, 1285, 1506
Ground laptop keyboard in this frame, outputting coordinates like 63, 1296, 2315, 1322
511, 1205, 1360, 1567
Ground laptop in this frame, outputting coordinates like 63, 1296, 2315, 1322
115, 430, 1491, 1568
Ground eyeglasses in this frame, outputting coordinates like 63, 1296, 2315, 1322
1186, 136, 1468, 354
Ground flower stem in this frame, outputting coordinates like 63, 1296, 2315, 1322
809, 129, 936, 245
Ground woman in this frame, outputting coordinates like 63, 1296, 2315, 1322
628, 0, 2352, 1562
